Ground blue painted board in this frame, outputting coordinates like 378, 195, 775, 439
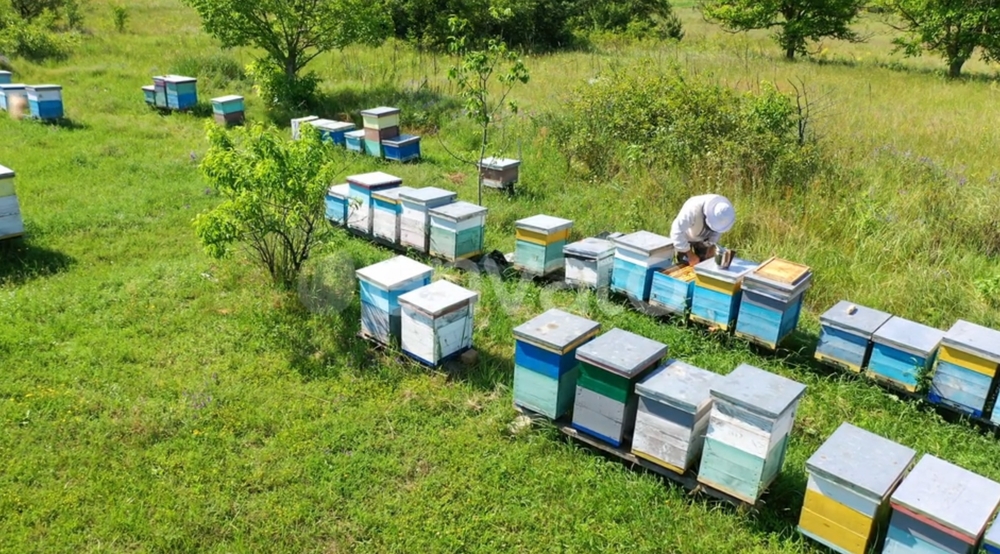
649, 270, 694, 314
345, 130, 365, 153
28, 100, 63, 119
515, 239, 566, 275
382, 134, 421, 162
515, 340, 581, 379
868, 343, 932, 391
611, 257, 656, 301
513, 364, 579, 419
816, 325, 872, 371
691, 285, 742, 329
927, 360, 992, 418
883, 509, 976, 554
735, 290, 804, 348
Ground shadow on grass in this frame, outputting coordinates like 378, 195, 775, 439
0, 238, 75, 285
39, 117, 88, 130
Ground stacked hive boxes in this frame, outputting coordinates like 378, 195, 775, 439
883, 455, 1000, 554
649, 264, 696, 316
563, 237, 615, 289
799, 422, 916, 554
400, 187, 457, 254
736, 257, 812, 350
355, 256, 433, 345
346, 172, 403, 237
479, 157, 520, 190
610, 231, 675, 302
815, 301, 893, 373
325, 184, 351, 227
428, 201, 487, 262
361, 107, 396, 157
867, 316, 944, 393
514, 215, 573, 277
26, 85, 63, 120
372, 187, 414, 247
0, 71, 10, 84
0, 84, 26, 112
398, 280, 479, 367
513, 309, 601, 419
0, 164, 24, 241
211, 95, 245, 126
632, 360, 719, 474
291, 116, 319, 140
690, 257, 759, 331
698, 364, 806, 504
571, 329, 668, 448
928, 320, 1000, 419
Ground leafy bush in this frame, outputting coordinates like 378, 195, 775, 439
110, 4, 128, 33
0, 8, 77, 61
572, 0, 682, 38
246, 58, 320, 111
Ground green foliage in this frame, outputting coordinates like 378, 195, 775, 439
0, 7, 77, 61
9, 0, 67, 21
245, 58, 321, 113
573, 0, 683, 39
172, 53, 248, 89
110, 4, 128, 33
700, 0, 866, 59
193, 122, 342, 289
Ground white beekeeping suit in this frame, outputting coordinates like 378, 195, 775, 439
670, 194, 736, 262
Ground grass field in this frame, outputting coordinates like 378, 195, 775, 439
3, 1, 1000, 552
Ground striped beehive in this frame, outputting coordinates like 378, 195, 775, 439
514, 214, 573, 277
311, 119, 356, 146
513, 309, 601, 419
356, 256, 434, 346
698, 363, 806, 504
632, 359, 720, 474
815, 301, 893, 373
928, 320, 1000, 419
211, 95, 245, 126
398, 280, 479, 367
983, 517, 1000, 554
142, 85, 155, 105
883, 455, 1000, 554
290, 116, 318, 140
399, 187, 457, 253
0, 71, 11, 84
324, 183, 351, 227
479, 157, 520, 189
25, 85, 63, 120
0, 164, 24, 241
571, 328, 668, 448
382, 134, 421, 163
690, 257, 759, 331
346, 172, 403, 237
564, 237, 615, 289
735, 257, 812, 350
799, 422, 917, 554
649, 264, 696, 316
867, 316, 944, 393
371, 186, 415, 246
610, 231, 675, 302
163, 75, 197, 110
152, 76, 167, 108
361, 106, 400, 157
344, 130, 365, 153
428, 201, 487, 262
0, 83, 26, 112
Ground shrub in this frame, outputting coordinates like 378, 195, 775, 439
0, 8, 77, 61
246, 58, 320, 111
110, 4, 128, 33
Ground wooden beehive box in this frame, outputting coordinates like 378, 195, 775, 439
142, 85, 155, 105
650, 264, 697, 316
346, 172, 403, 237
152, 76, 167, 108
363, 138, 384, 158
0, 164, 23, 241
884, 455, 1000, 554
344, 130, 365, 153
324, 183, 351, 227
514, 214, 574, 277
0, 71, 11, 85
698, 363, 806, 504
815, 301, 893, 373
868, 316, 944, 393
311, 119, 355, 146
610, 231, 675, 302
690, 257, 758, 331
929, 320, 1000, 420
361, 106, 401, 130
478, 157, 520, 189
428, 201, 488, 262
563, 237, 615, 289
399, 187, 457, 253
356, 256, 434, 346
382, 134, 421, 163
26, 85, 63, 120
291, 115, 318, 140
398, 280, 479, 367
371, 186, 415, 246
163, 75, 197, 110
211, 95, 245, 126
513, 308, 601, 419
632, 359, 720, 474
736, 257, 813, 350
572, 328, 668, 448
800, 422, 917, 554
0, 84, 26, 112
983, 516, 1000, 554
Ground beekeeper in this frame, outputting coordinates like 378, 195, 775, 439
670, 194, 736, 267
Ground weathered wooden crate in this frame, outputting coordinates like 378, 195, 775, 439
698, 363, 806, 505
361, 106, 401, 130
291, 115, 318, 140
610, 231, 675, 302
0, 164, 23, 241
355, 256, 434, 346
398, 280, 479, 367
690, 257, 758, 331
883, 455, 1000, 554
928, 320, 1000, 420
163, 75, 197, 110
324, 183, 351, 226
572, 328, 668, 448
371, 186, 415, 246
346, 172, 403, 237
649, 264, 696, 316
632, 359, 719, 474
563, 237, 615, 289
142, 85, 155, 106
0, 84, 26, 112
344, 130, 365, 153
799, 422, 917, 554
514, 214, 573, 277
513, 309, 601, 419
0, 71, 10, 85
815, 301, 893, 374
735, 257, 812, 350
399, 187, 457, 254
311, 119, 355, 145
478, 157, 520, 189
428, 201, 487, 262
867, 316, 944, 393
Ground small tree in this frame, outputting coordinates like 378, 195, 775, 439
700, 0, 867, 59
193, 122, 342, 289
444, 12, 529, 204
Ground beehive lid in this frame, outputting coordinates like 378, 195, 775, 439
346, 172, 403, 189
563, 237, 614, 258
0, 83, 25, 90
516, 214, 573, 234
292, 115, 318, 123
142, 85, 155, 92
164, 75, 196, 83
372, 186, 414, 202
710, 364, 806, 418
400, 187, 457, 205
513, 308, 600, 352
345, 129, 365, 138
212, 94, 243, 103
430, 201, 487, 221
612, 231, 674, 256
326, 183, 350, 198
891, 454, 1000, 539
872, 316, 944, 357
361, 106, 400, 117
819, 301, 892, 337
355, 256, 433, 290
28, 84, 61, 91
479, 157, 520, 169
806, 422, 916, 499
382, 134, 420, 146
636, 359, 720, 413
0, 164, 13, 179
941, 320, 1000, 365
313, 119, 355, 132
0, 71, 10, 76
694, 257, 759, 283
576, 328, 667, 378
398, 280, 479, 316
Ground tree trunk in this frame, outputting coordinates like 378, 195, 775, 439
785, 46, 796, 60
285, 52, 299, 81
948, 57, 966, 78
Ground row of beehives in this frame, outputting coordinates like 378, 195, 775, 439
0, 71, 64, 120
0, 163, 24, 241
514, 306, 1000, 554
292, 107, 422, 163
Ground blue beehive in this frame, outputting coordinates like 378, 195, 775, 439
868, 316, 944, 393
211, 95, 245, 126
346, 172, 403, 237
928, 320, 1000, 419
163, 75, 197, 110
325, 183, 351, 226
735, 257, 812, 350
815, 301, 893, 373
513, 309, 601, 419
0, 83, 26, 112
344, 130, 365, 153
983, 516, 1000, 554
382, 134, 422, 162
142, 85, 155, 105
0, 71, 10, 85
311, 119, 356, 146
690, 257, 759, 331
610, 231, 675, 302
355, 256, 434, 346
649, 264, 696, 316
26, 85, 64, 120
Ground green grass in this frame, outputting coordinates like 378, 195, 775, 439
3, 1, 1000, 552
